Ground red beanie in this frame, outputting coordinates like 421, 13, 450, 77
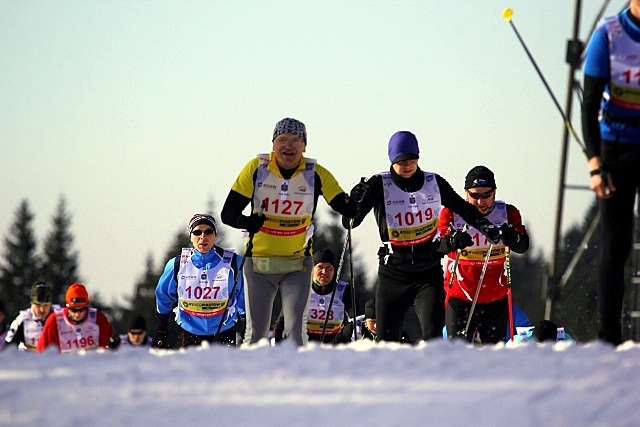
66, 283, 89, 308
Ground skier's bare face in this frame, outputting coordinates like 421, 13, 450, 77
313, 262, 335, 286
127, 329, 147, 346
31, 303, 52, 320
392, 159, 418, 178
273, 134, 305, 170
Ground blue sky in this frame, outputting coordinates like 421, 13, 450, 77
0, 1, 628, 304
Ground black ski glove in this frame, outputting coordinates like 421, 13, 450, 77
499, 224, 520, 247
448, 230, 473, 250
342, 195, 359, 219
339, 321, 355, 342
242, 213, 267, 233
107, 335, 121, 350
151, 329, 169, 348
476, 218, 501, 245
350, 181, 369, 204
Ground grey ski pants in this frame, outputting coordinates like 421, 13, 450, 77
243, 256, 313, 346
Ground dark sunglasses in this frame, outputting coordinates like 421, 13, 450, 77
192, 229, 214, 236
68, 307, 88, 313
467, 190, 494, 200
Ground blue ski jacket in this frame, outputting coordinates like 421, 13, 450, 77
155, 247, 245, 336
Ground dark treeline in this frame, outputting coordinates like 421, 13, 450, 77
0, 197, 99, 317
2, 195, 634, 343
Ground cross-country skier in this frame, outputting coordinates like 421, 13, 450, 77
109, 316, 151, 349
4, 282, 60, 351
221, 118, 359, 347
153, 214, 244, 348
343, 131, 501, 342
37, 283, 113, 353
582, 0, 640, 346
273, 249, 354, 344
438, 166, 529, 343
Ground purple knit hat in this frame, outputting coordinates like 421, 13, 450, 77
388, 131, 419, 164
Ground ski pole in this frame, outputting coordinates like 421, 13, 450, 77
506, 249, 514, 341
447, 224, 470, 290
214, 202, 265, 343
462, 243, 494, 339
320, 228, 350, 342
320, 177, 366, 342
347, 218, 358, 341
502, 8, 586, 155
346, 177, 369, 341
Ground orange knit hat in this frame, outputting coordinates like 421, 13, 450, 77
66, 283, 89, 308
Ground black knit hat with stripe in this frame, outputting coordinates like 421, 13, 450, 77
188, 214, 217, 235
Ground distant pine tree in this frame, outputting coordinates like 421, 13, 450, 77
0, 200, 40, 319
41, 195, 81, 305
110, 253, 158, 337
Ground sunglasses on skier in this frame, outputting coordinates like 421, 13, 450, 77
466, 189, 494, 200
191, 228, 215, 236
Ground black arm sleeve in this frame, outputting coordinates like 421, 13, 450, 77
437, 175, 483, 226
581, 74, 607, 159
329, 192, 359, 218
220, 190, 252, 230
341, 174, 381, 229
156, 311, 170, 330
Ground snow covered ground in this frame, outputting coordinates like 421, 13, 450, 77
2, 339, 640, 427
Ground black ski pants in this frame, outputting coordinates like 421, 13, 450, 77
446, 296, 508, 344
598, 142, 640, 345
375, 262, 445, 342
